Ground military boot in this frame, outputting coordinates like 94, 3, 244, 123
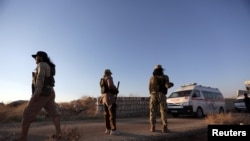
150, 124, 155, 132
162, 125, 170, 133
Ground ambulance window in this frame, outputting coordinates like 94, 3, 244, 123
169, 90, 192, 98
169, 92, 179, 98
215, 93, 224, 100
180, 90, 192, 97
202, 91, 213, 99
192, 90, 200, 97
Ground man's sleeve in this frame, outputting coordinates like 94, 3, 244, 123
149, 76, 154, 93
34, 63, 46, 95
107, 76, 118, 92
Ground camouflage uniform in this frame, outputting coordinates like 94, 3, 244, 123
100, 69, 119, 134
149, 65, 173, 133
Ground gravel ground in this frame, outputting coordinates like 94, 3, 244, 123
167, 128, 207, 141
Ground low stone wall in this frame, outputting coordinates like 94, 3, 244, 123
116, 97, 150, 117
96, 97, 150, 118
95, 97, 236, 118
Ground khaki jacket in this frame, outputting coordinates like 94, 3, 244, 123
100, 75, 117, 106
32, 62, 51, 96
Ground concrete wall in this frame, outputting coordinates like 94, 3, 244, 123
95, 97, 235, 118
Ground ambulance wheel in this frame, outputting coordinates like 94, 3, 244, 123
195, 107, 203, 118
219, 107, 224, 114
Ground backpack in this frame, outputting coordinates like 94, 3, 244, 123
44, 65, 55, 87
50, 65, 56, 76
151, 76, 160, 93
151, 75, 167, 95
159, 75, 168, 94
49, 65, 55, 87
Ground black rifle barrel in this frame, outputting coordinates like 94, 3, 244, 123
117, 81, 120, 90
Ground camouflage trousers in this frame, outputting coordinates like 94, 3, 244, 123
149, 92, 168, 126
104, 103, 117, 130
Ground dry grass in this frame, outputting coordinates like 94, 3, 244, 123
1, 98, 249, 141
0, 96, 97, 123
0, 97, 97, 141
205, 112, 250, 125
180, 113, 250, 141
45, 126, 83, 141
0, 102, 28, 122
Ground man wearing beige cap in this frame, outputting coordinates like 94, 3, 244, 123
148, 64, 174, 133
99, 69, 120, 135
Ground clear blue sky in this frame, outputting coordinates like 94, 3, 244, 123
1, 0, 250, 103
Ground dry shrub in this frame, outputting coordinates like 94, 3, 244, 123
0, 104, 10, 122
57, 97, 98, 120
0, 102, 27, 122
0, 97, 99, 123
205, 112, 250, 125
78, 96, 97, 116
68, 97, 97, 118
45, 126, 83, 141
57, 102, 75, 120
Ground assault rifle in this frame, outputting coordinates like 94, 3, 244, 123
115, 81, 120, 101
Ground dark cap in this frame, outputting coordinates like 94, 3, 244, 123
104, 69, 112, 75
32, 51, 48, 58
154, 64, 164, 70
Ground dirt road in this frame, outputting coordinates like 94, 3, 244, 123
0, 116, 207, 141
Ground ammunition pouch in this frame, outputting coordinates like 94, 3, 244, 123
40, 86, 52, 96
44, 76, 55, 87
40, 76, 54, 96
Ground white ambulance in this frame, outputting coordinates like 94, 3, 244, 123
167, 83, 226, 118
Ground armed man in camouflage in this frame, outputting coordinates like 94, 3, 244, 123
148, 64, 174, 133
99, 69, 120, 135
17, 51, 62, 141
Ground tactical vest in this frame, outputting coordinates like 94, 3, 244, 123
32, 64, 55, 93
44, 65, 55, 87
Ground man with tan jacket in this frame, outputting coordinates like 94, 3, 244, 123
100, 69, 120, 135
